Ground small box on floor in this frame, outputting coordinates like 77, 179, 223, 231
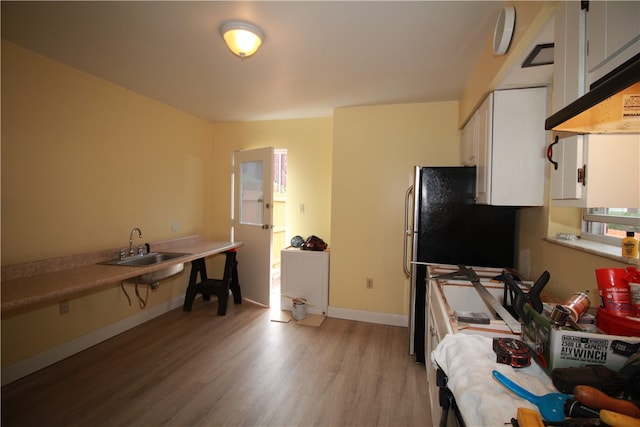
522, 304, 640, 374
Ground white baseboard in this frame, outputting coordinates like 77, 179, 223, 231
1, 295, 184, 386
327, 306, 409, 327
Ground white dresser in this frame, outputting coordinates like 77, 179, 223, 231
280, 248, 329, 315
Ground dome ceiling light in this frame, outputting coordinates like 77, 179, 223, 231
220, 20, 264, 59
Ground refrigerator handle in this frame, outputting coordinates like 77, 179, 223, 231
403, 185, 414, 278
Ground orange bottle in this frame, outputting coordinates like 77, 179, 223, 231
622, 231, 639, 258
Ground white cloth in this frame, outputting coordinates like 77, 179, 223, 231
432, 333, 558, 427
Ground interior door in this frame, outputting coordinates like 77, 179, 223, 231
232, 147, 274, 306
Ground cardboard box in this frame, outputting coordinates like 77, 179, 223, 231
522, 304, 640, 373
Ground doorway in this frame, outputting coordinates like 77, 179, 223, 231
270, 149, 287, 311
231, 147, 287, 309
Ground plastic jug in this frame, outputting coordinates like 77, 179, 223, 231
595, 268, 632, 316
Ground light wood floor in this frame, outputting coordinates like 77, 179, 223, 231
2, 299, 431, 426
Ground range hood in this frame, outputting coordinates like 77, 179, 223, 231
545, 52, 640, 134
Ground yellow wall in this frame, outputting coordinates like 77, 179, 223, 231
1, 41, 333, 367
459, 1, 557, 126
520, 178, 629, 302
518, 163, 628, 302
1, 41, 219, 366
330, 102, 460, 315
2, 42, 218, 263
539, 241, 629, 302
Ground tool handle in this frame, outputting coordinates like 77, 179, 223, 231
529, 270, 550, 312
599, 409, 640, 427
517, 407, 545, 427
574, 385, 640, 418
492, 370, 540, 404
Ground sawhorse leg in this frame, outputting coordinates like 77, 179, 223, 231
183, 258, 207, 311
182, 251, 241, 312
226, 250, 242, 304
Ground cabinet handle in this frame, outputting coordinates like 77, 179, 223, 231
547, 136, 559, 170
578, 165, 586, 186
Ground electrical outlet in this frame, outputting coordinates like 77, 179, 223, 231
366, 278, 373, 289
59, 300, 70, 315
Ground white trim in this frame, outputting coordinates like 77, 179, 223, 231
583, 213, 640, 227
1, 296, 185, 386
582, 208, 640, 246
327, 306, 409, 327
544, 236, 640, 266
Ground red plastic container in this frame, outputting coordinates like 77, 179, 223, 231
626, 266, 640, 317
596, 307, 640, 336
595, 268, 632, 316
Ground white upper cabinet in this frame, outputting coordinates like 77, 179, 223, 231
550, 2, 587, 203
586, 0, 640, 83
474, 88, 547, 206
550, 1, 640, 208
552, 1, 587, 113
551, 135, 640, 208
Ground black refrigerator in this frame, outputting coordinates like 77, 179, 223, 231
403, 166, 517, 363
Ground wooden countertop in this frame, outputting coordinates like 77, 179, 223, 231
1, 235, 243, 314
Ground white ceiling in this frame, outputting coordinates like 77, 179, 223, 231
1, 1, 553, 123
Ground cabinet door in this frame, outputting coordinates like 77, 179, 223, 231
427, 279, 458, 427
553, 1, 587, 114
488, 88, 547, 206
582, 135, 640, 208
475, 94, 493, 204
550, 135, 585, 201
551, 2, 586, 202
472, 88, 546, 206
551, 135, 640, 208
587, 1, 640, 82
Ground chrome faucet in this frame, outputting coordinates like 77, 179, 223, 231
129, 227, 142, 256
